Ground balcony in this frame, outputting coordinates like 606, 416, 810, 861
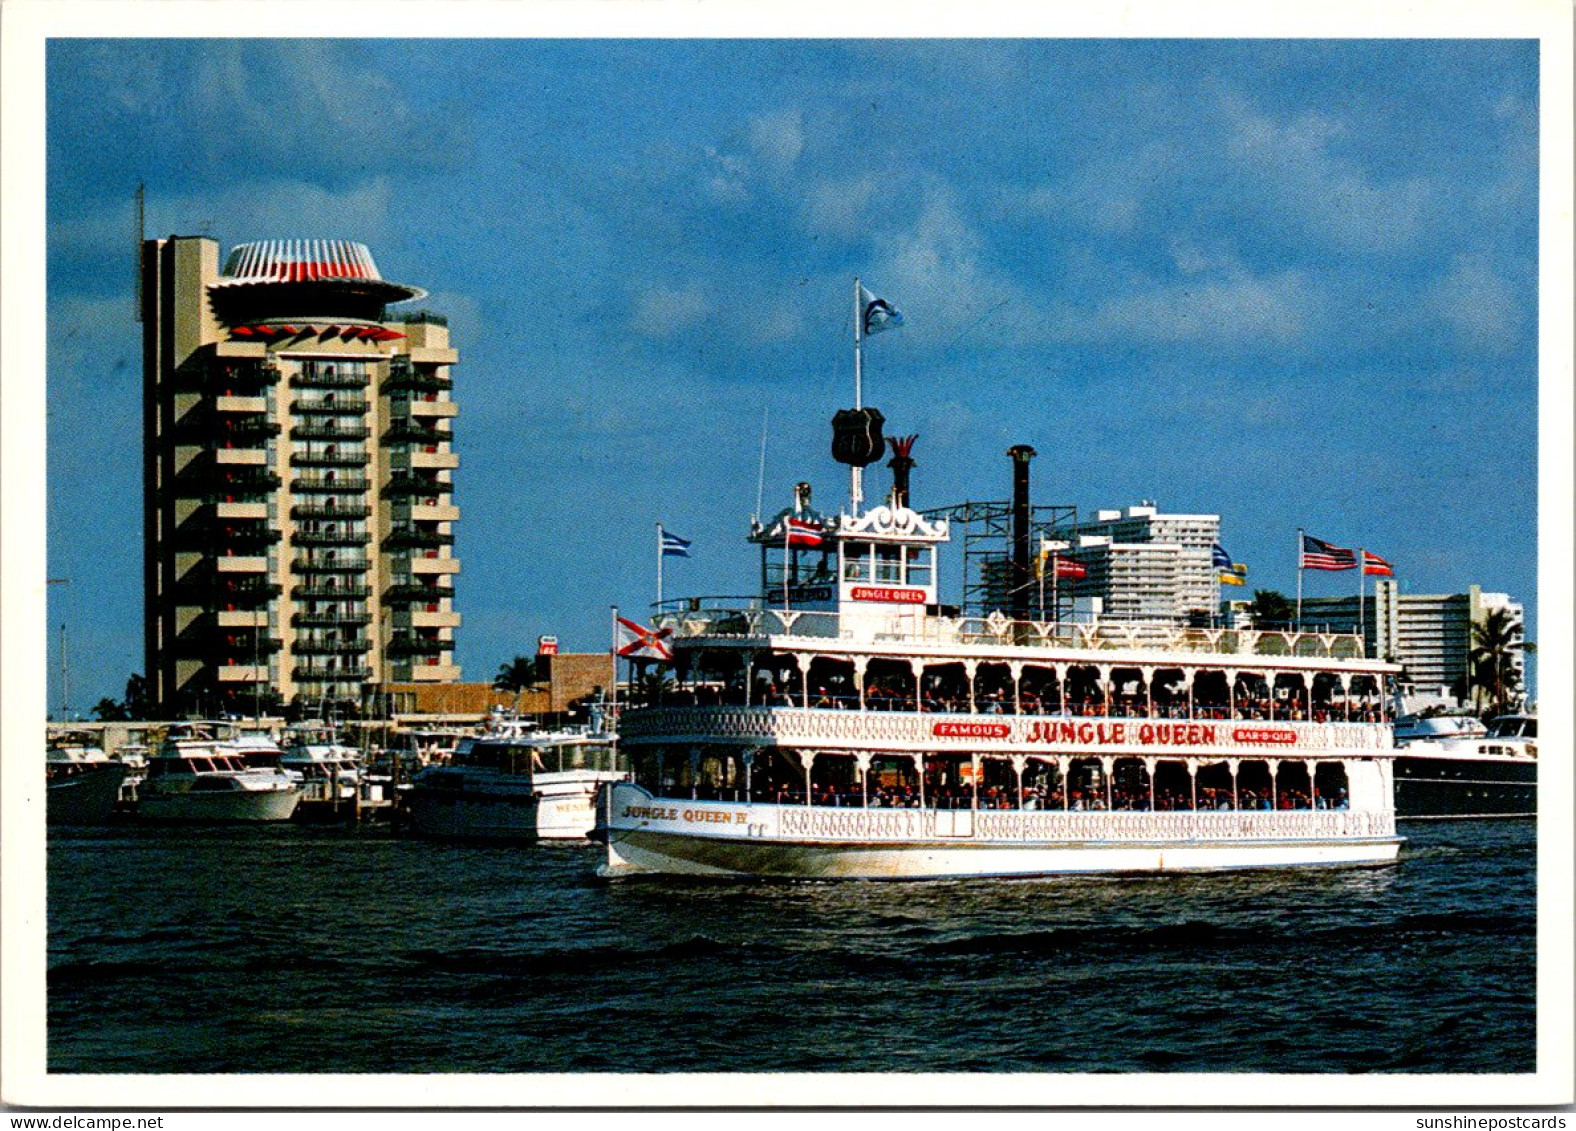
292, 611, 372, 628
291, 556, 371, 574
290, 450, 369, 468
294, 664, 373, 682
383, 474, 451, 500
215, 555, 269, 573
291, 396, 368, 415
220, 419, 281, 443
409, 556, 460, 575
404, 502, 461, 523
289, 368, 370, 390
293, 529, 371, 547
387, 632, 455, 657
215, 501, 269, 520
384, 582, 452, 604
384, 422, 451, 446
404, 399, 458, 419
214, 395, 268, 414
215, 578, 281, 602
216, 609, 270, 629
216, 665, 270, 683
402, 663, 462, 683
294, 637, 372, 655
290, 502, 371, 520
293, 582, 370, 599
213, 447, 269, 467
403, 450, 459, 471
382, 367, 451, 394
401, 609, 462, 629
383, 528, 454, 551
291, 421, 370, 442
293, 474, 370, 493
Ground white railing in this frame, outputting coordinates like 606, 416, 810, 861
771, 804, 1395, 843
619, 706, 1391, 755
652, 604, 1370, 660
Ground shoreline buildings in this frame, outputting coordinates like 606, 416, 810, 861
1059, 504, 1223, 626
141, 236, 461, 716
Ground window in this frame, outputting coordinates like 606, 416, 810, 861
905, 546, 933, 587
843, 543, 871, 582
876, 545, 902, 583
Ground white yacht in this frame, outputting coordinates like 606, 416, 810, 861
137, 724, 302, 822
406, 716, 626, 841
1392, 712, 1536, 818
47, 735, 130, 825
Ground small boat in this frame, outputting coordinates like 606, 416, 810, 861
280, 726, 363, 803
1392, 712, 1536, 819
405, 716, 627, 841
47, 735, 130, 825
137, 724, 302, 823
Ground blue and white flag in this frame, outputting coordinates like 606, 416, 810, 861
859, 283, 904, 336
659, 530, 692, 558
1212, 543, 1235, 571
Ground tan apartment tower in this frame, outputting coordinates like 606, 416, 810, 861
141, 236, 461, 715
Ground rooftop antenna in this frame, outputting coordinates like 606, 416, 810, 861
133, 182, 145, 322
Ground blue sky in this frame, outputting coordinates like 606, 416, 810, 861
43, 38, 1539, 710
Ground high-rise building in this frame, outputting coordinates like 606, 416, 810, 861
1056, 505, 1222, 625
141, 236, 461, 715
1297, 581, 1523, 707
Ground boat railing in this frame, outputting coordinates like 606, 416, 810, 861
652, 600, 1371, 660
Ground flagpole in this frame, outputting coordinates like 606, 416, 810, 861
609, 605, 619, 732
852, 276, 864, 516
656, 523, 664, 614
1358, 548, 1367, 647
783, 523, 792, 612
1295, 527, 1304, 631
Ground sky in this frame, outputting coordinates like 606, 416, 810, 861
41, 36, 1541, 712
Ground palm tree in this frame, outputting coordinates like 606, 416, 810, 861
493, 655, 537, 711
1469, 609, 1524, 718
1247, 589, 1296, 630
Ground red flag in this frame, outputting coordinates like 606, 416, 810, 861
1055, 559, 1087, 580
785, 517, 824, 548
1362, 551, 1394, 577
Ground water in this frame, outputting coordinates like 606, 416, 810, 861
47, 821, 1535, 1074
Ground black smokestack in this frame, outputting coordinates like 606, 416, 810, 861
1007, 445, 1037, 623
887, 435, 917, 509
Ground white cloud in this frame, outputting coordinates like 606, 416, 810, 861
1218, 92, 1433, 253
1426, 254, 1520, 350
632, 283, 710, 338
801, 173, 879, 239
1054, 268, 1316, 347
748, 109, 805, 174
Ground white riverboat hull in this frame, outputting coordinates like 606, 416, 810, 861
599, 784, 1402, 879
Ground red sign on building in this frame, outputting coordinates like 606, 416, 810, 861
850, 586, 927, 604
537, 635, 560, 656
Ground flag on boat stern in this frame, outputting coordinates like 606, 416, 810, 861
615, 616, 674, 662
1362, 550, 1395, 577
1300, 533, 1357, 571
859, 284, 904, 336
785, 517, 825, 548
659, 530, 692, 558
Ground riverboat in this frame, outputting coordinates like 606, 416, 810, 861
1392, 713, 1536, 819
405, 717, 626, 841
597, 425, 1403, 879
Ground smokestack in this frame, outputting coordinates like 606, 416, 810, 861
1007, 445, 1037, 623
887, 435, 917, 509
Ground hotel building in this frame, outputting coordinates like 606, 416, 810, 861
1297, 581, 1523, 708
1057, 505, 1223, 625
141, 236, 461, 714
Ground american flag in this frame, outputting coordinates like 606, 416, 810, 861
1300, 534, 1357, 571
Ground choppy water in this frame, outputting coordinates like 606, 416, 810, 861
47, 820, 1534, 1074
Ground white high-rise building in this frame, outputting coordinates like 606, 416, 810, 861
1058, 504, 1222, 625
